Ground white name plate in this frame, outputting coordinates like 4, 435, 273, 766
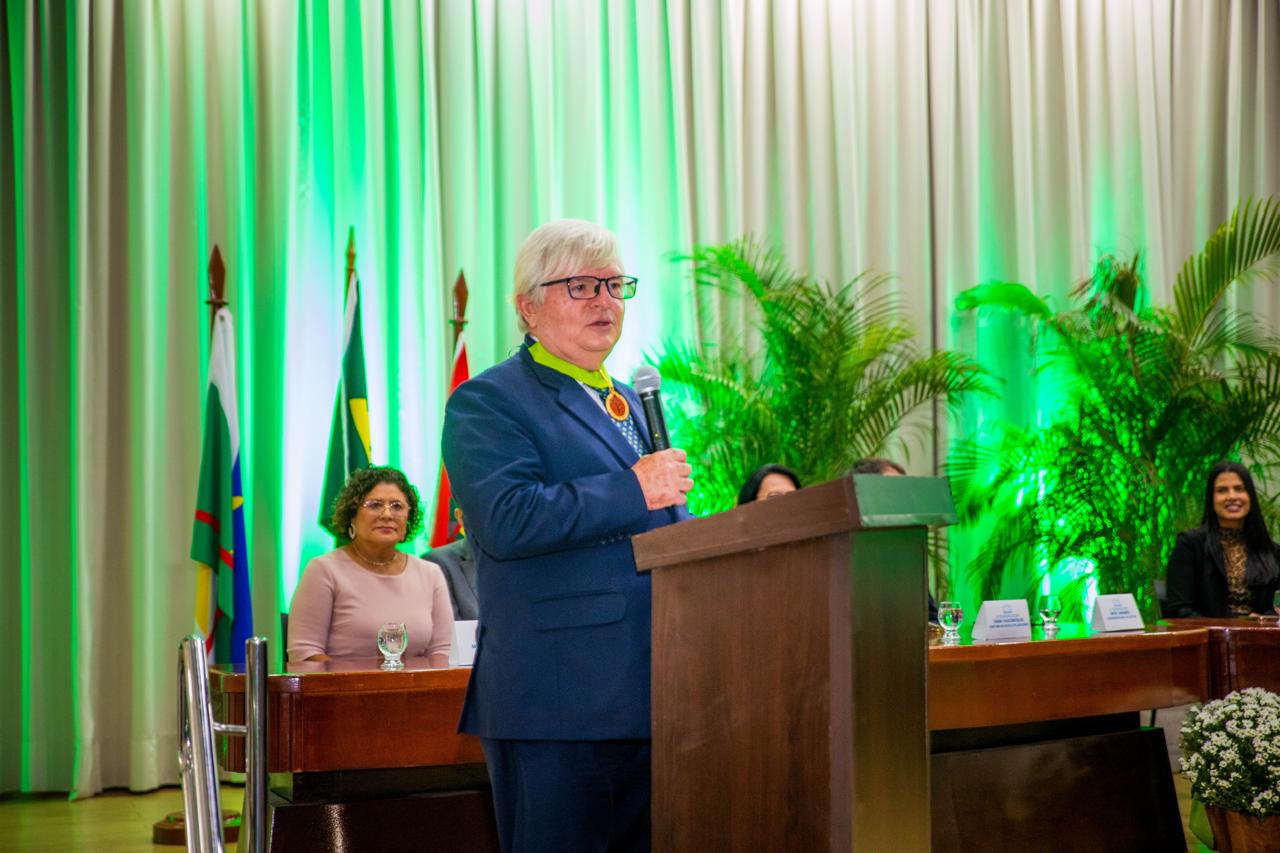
1091, 594, 1145, 632
449, 620, 478, 667
971, 599, 1032, 641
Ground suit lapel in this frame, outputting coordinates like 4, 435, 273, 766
1207, 533, 1227, 578
522, 349, 640, 467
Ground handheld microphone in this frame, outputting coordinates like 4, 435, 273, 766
631, 365, 670, 452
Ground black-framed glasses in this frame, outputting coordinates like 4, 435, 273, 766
361, 499, 409, 516
540, 275, 638, 300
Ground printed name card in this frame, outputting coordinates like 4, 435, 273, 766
449, 620, 478, 667
1090, 594, 1145, 632
971, 599, 1032, 641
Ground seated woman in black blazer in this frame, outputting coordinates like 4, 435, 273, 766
1165, 461, 1280, 618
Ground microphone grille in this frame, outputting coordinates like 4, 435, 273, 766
632, 365, 662, 394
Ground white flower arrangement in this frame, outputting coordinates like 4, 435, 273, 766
1180, 687, 1280, 817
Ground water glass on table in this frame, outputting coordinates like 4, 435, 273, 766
377, 622, 408, 670
938, 600, 963, 645
1038, 594, 1062, 635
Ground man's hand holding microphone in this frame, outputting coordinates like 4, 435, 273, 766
628, 366, 693, 509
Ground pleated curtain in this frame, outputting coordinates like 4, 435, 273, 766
1, 0, 1276, 796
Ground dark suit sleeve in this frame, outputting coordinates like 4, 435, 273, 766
429, 550, 464, 620
1164, 532, 1203, 618
426, 541, 479, 620
442, 378, 651, 562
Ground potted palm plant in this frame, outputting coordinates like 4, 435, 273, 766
1180, 687, 1280, 852
949, 198, 1280, 621
651, 238, 985, 515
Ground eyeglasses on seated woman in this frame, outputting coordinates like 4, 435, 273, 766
286, 466, 455, 666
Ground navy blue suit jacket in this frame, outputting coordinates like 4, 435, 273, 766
442, 342, 689, 741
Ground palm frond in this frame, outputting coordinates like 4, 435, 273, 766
951, 196, 1280, 622
652, 238, 982, 512
954, 281, 1053, 317
1171, 197, 1280, 348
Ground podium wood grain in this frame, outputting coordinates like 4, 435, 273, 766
635, 478, 936, 853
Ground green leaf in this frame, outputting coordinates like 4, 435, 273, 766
955, 196, 1280, 624
653, 238, 984, 513
955, 281, 1053, 317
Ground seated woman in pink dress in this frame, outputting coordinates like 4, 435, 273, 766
288, 466, 454, 665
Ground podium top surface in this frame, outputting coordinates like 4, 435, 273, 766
634, 474, 956, 572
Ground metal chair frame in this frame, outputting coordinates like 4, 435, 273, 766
177, 635, 268, 853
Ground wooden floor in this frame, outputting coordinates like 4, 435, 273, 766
0, 776, 1208, 851
0, 785, 242, 853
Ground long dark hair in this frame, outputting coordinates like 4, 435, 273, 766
1201, 460, 1279, 586
736, 464, 802, 506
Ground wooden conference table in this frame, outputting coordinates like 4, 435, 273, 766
928, 619, 1275, 852
211, 618, 1279, 852
209, 660, 497, 852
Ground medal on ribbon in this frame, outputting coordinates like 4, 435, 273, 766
605, 388, 629, 421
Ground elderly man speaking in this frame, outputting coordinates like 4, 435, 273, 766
442, 219, 693, 852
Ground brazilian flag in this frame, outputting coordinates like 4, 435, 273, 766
319, 268, 372, 536
190, 308, 254, 665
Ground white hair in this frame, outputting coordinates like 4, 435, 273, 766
512, 219, 623, 332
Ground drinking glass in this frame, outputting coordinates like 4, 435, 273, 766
377, 622, 408, 670
938, 600, 963, 645
1039, 594, 1062, 635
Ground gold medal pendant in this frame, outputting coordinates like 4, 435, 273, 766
605, 388, 629, 421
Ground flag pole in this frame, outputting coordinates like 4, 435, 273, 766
346, 226, 357, 286
180, 243, 251, 846
341, 229, 356, 495
430, 271, 471, 547
207, 245, 227, 333
450, 270, 468, 347
318, 226, 373, 536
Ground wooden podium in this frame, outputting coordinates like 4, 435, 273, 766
633, 475, 954, 852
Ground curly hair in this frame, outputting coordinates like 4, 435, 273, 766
328, 466, 425, 543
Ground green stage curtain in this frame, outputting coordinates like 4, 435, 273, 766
1, 0, 1277, 796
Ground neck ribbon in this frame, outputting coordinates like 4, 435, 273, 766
528, 341, 612, 389
528, 341, 630, 421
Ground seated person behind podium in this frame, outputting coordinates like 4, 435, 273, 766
423, 503, 478, 620
288, 466, 454, 664
1165, 461, 1280, 618
442, 218, 694, 853
736, 464, 802, 504
851, 457, 906, 476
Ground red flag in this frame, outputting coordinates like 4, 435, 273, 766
430, 332, 470, 546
